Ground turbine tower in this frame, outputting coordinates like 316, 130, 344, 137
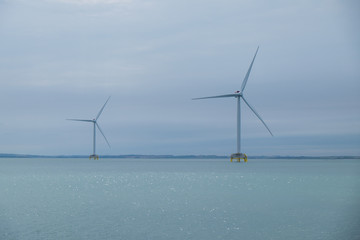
67, 96, 111, 160
193, 47, 273, 162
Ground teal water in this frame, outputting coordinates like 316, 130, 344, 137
0, 158, 359, 240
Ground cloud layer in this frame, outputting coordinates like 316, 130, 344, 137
0, 0, 359, 156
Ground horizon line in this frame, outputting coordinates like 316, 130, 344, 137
0, 153, 359, 159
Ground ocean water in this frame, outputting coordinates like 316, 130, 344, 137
0, 158, 359, 240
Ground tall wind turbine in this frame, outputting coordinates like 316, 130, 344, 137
67, 96, 111, 160
193, 47, 273, 162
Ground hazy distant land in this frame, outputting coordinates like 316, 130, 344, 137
0, 153, 359, 159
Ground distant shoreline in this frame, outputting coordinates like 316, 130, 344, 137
0, 153, 359, 159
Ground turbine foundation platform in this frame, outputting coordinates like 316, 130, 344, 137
90, 154, 99, 160
230, 153, 247, 162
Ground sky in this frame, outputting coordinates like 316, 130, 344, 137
0, 0, 359, 156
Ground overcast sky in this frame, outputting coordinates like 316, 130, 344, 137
0, 0, 359, 156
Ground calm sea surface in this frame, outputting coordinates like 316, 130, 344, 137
0, 158, 359, 240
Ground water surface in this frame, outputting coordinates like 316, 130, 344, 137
1, 158, 359, 240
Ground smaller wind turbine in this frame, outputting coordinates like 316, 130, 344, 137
193, 47, 273, 162
67, 96, 111, 160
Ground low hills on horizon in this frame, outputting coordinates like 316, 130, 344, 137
0, 153, 359, 159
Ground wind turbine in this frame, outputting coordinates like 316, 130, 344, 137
193, 47, 273, 162
67, 96, 111, 160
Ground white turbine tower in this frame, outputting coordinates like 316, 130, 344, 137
193, 47, 273, 162
67, 96, 111, 160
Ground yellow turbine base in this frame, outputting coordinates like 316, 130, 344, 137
230, 153, 247, 163
89, 155, 99, 160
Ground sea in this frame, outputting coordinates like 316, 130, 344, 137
0, 158, 359, 240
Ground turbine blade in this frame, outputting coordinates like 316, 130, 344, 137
240, 46, 259, 93
241, 96, 273, 136
96, 122, 111, 148
67, 119, 93, 122
192, 94, 239, 100
96, 96, 111, 120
